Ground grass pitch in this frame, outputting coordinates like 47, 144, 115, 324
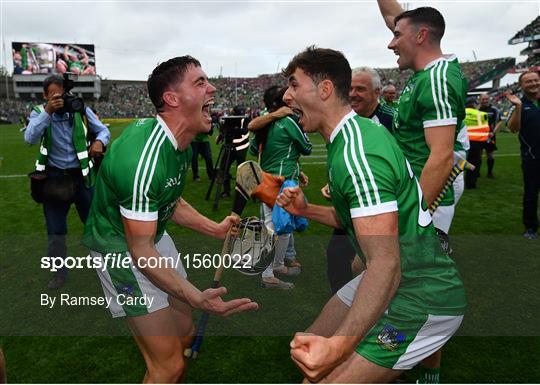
0, 121, 539, 383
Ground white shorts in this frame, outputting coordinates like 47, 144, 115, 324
337, 273, 463, 370
432, 173, 465, 234
91, 232, 187, 318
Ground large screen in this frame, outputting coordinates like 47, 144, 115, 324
12, 42, 96, 75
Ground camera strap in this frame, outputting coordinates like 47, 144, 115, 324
34, 105, 95, 188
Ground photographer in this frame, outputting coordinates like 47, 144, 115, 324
217, 106, 250, 198
24, 74, 110, 289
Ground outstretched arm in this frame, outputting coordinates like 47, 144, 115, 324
376, 0, 404, 31
247, 106, 293, 131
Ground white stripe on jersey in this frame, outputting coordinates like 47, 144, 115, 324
442, 61, 453, 119
436, 63, 447, 120
132, 123, 162, 211
342, 123, 364, 208
286, 116, 311, 146
143, 133, 167, 213
344, 120, 372, 206
430, 65, 442, 121
351, 117, 381, 205
138, 129, 166, 212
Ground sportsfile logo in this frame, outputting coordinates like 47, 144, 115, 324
40, 253, 253, 272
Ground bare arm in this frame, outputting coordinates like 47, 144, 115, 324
289, 212, 401, 381
247, 106, 293, 131
334, 212, 401, 344
376, 0, 404, 31
421, 125, 455, 206
170, 198, 238, 239
276, 186, 342, 228
505, 93, 522, 133
122, 218, 202, 307
122, 217, 255, 315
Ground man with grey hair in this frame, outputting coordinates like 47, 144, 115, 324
350, 66, 394, 132
381, 84, 399, 109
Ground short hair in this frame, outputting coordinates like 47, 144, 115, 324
263, 85, 287, 112
283, 46, 351, 104
394, 7, 445, 43
351, 67, 381, 90
147, 56, 201, 112
518, 71, 539, 85
43, 74, 63, 94
382, 84, 396, 93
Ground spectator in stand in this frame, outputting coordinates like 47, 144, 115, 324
505, 71, 540, 239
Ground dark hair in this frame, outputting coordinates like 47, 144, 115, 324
465, 97, 477, 108
394, 7, 445, 43
256, 86, 288, 152
263, 85, 287, 113
282, 46, 351, 104
518, 70, 539, 85
147, 56, 201, 112
43, 74, 64, 94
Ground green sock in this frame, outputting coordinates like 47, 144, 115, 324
418, 366, 440, 384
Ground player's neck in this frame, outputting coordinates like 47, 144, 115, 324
158, 112, 195, 151
414, 47, 444, 72
321, 104, 353, 143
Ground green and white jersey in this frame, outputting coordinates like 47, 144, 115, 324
250, 116, 312, 180
454, 121, 469, 160
393, 55, 467, 178
83, 116, 191, 253
327, 111, 466, 315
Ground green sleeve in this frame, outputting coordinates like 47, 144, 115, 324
283, 117, 312, 155
115, 154, 162, 222
418, 65, 462, 129
338, 122, 399, 218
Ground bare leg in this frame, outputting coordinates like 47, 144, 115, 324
0, 348, 6, 383
127, 306, 188, 383
320, 351, 403, 384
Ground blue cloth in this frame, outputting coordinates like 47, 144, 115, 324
272, 180, 308, 235
25, 107, 110, 169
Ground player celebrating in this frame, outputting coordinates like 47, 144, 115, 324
277, 46, 466, 384
376, 2, 467, 380
83, 56, 258, 383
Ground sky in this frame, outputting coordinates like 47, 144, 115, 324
1, 0, 539, 80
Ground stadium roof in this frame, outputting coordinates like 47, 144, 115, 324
508, 16, 540, 44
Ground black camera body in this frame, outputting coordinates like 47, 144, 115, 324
58, 72, 85, 115
220, 115, 249, 143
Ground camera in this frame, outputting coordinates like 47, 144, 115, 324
219, 115, 249, 143
58, 72, 85, 114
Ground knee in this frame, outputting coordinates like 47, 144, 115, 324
147, 356, 185, 383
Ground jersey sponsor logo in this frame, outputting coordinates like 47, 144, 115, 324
376, 324, 406, 351
135, 119, 147, 126
161, 197, 180, 222
165, 168, 186, 189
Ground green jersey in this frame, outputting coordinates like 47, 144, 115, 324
327, 111, 466, 315
250, 116, 312, 180
83, 116, 191, 253
393, 55, 467, 178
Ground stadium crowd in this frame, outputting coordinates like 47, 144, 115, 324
0, 58, 533, 123
510, 16, 540, 40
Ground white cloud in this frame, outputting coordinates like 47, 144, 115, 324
2, 1, 538, 79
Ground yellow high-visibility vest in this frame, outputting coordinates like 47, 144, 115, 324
465, 108, 490, 142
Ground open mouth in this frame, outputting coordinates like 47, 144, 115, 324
202, 99, 214, 122
291, 107, 303, 121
